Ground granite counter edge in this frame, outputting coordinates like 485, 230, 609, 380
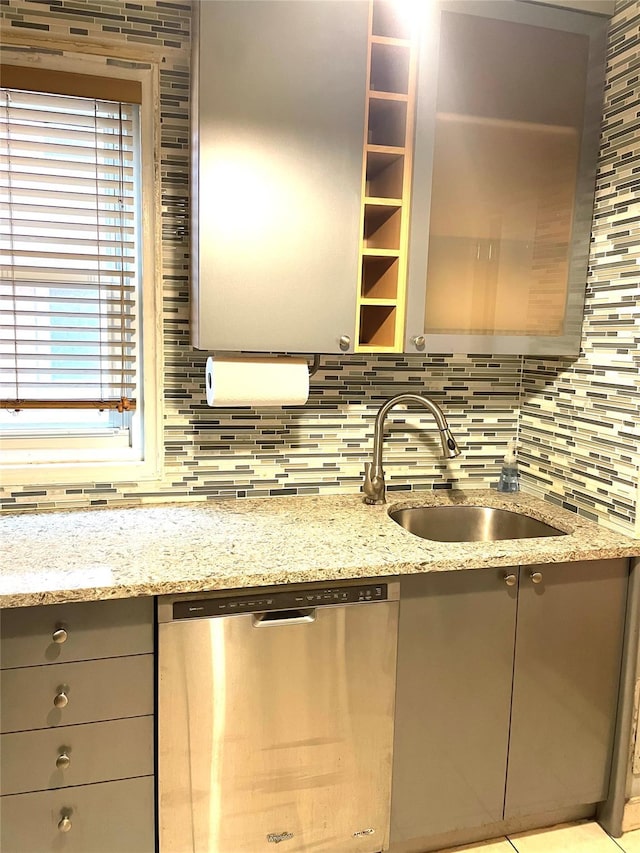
2, 542, 638, 609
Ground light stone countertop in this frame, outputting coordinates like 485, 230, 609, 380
1, 489, 638, 608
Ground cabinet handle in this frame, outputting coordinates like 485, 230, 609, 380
56, 752, 71, 770
339, 334, 351, 351
504, 573, 517, 587
53, 690, 69, 709
411, 335, 425, 350
58, 815, 72, 833
530, 571, 543, 584
52, 626, 68, 644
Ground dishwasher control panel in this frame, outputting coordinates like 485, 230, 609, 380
172, 583, 389, 620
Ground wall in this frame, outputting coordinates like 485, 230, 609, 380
1, 0, 639, 811
0, 0, 523, 511
0, 0, 638, 536
634, 639, 640, 799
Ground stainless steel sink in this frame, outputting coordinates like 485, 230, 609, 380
388, 505, 567, 542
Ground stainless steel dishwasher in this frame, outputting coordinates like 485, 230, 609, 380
158, 581, 399, 853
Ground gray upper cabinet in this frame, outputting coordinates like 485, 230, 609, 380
405, 0, 608, 355
191, 0, 369, 354
191, 0, 608, 357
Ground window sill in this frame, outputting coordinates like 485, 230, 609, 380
0, 456, 162, 489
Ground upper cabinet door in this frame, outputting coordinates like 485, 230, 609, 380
191, 1, 369, 354
405, 0, 608, 355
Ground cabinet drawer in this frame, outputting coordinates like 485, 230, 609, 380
0, 655, 153, 733
0, 716, 154, 796
0, 775, 155, 853
0, 597, 153, 670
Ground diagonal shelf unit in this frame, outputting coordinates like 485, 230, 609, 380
355, 1, 418, 352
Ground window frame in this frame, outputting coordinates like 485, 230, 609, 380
0, 49, 163, 486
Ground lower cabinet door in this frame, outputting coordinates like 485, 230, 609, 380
0, 716, 154, 796
0, 597, 153, 670
0, 655, 154, 733
390, 568, 518, 846
0, 776, 155, 853
504, 559, 629, 819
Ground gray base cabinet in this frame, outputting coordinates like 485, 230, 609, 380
390, 559, 628, 848
0, 777, 155, 853
505, 560, 628, 818
0, 655, 153, 733
0, 717, 154, 797
0, 597, 154, 669
390, 568, 517, 842
0, 598, 155, 853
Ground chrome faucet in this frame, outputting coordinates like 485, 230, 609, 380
363, 393, 461, 505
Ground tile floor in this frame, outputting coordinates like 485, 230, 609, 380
435, 822, 640, 853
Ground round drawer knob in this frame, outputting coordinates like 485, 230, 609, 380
339, 334, 351, 351
530, 571, 543, 584
504, 573, 517, 587
56, 752, 71, 770
53, 690, 69, 709
52, 626, 68, 644
411, 335, 426, 350
58, 815, 72, 833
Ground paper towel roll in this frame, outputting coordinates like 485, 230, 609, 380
205, 356, 309, 407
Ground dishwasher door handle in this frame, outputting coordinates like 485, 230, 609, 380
252, 608, 317, 627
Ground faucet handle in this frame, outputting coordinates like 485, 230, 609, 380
363, 461, 374, 491
363, 462, 386, 505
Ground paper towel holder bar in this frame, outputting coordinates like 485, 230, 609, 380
257, 353, 321, 377
271, 353, 321, 377
308, 354, 321, 378
209, 353, 321, 378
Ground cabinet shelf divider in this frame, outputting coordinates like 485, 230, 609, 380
357, 344, 399, 353
371, 34, 410, 48
360, 298, 398, 306
367, 143, 406, 156
362, 248, 401, 258
369, 90, 409, 103
364, 196, 403, 207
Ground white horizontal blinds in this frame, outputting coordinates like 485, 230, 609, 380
0, 83, 140, 411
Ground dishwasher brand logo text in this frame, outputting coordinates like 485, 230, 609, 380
267, 831, 294, 844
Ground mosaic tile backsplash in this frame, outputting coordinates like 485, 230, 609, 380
0, 0, 638, 538
519, 0, 640, 536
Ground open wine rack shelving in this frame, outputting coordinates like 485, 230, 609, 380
354, 0, 418, 352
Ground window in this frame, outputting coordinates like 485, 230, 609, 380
0, 57, 161, 483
